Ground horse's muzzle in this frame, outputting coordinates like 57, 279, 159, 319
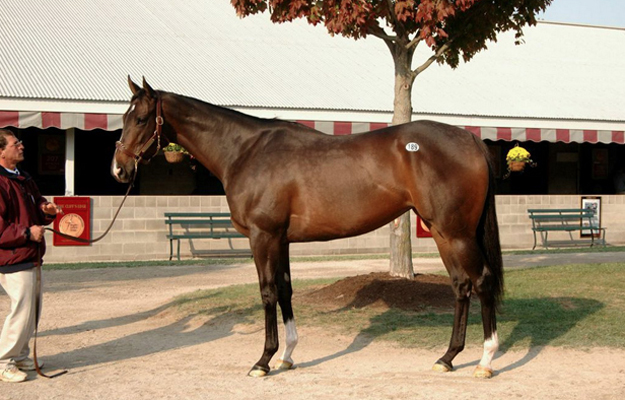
111, 158, 133, 183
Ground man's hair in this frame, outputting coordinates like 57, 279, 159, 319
0, 129, 16, 150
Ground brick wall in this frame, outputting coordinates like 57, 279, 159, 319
43, 195, 625, 263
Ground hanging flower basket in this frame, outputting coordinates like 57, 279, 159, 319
162, 142, 188, 163
504, 144, 536, 178
164, 151, 184, 163
508, 160, 527, 172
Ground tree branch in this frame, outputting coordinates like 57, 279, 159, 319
405, 34, 422, 50
385, 0, 399, 28
412, 41, 452, 77
369, 24, 397, 42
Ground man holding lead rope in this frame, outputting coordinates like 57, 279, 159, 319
0, 128, 61, 383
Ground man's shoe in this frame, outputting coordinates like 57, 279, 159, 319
0, 365, 27, 383
16, 358, 41, 371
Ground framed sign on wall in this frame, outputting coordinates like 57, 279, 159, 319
581, 196, 601, 238
52, 197, 91, 246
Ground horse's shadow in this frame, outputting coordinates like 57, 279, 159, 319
299, 294, 604, 373
40, 291, 261, 371
492, 296, 604, 373
41, 283, 604, 375
40, 263, 243, 295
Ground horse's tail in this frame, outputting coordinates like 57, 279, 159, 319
475, 138, 504, 316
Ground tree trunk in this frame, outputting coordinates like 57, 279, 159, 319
388, 42, 415, 279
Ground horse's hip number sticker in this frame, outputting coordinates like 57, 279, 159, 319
405, 142, 420, 152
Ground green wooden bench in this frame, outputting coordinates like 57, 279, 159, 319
164, 212, 247, 260
527, 208, 606, 250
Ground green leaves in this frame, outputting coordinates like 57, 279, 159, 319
163, 142, 188, 153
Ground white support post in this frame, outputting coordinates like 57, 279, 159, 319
64, 128, 75, 196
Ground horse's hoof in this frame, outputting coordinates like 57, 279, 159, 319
248, 366, 269, 378
432, 361, 452, 373
473, 365, 493, 379
276, 359, 294, 370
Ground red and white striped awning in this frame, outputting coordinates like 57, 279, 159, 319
462, 126, 625, 145
0, 110, 122, 131
297, 120, 625, 144
1, 110, 623, 144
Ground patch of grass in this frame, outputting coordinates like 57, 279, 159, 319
502, 245, 625, 256
173, 283, 265, 326
169, 262, 625, 350
498, 263, 625, 349
172, 279, 337, 326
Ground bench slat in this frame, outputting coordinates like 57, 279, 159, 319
529, 216, 592, 221
533, 226, 597, 231
165, 219, 234, 225
527, 208, 591, 213
167, 232, 244, 239
165, 212, 232, 217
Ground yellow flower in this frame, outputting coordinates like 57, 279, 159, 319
506, 146, 531, 162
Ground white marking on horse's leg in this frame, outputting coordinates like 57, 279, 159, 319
277, 319, 298, 369
478, 331, 499, 371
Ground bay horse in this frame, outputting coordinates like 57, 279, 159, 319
112, 77, 504, 379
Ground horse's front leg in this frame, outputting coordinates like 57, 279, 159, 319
248, 231, 282, 377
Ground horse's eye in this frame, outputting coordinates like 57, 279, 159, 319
137, 117, 147, 125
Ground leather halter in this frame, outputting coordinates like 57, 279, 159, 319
115, 96, 164, 165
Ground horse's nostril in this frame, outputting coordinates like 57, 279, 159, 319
111, 163, 127, 182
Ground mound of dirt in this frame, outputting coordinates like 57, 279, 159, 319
300, 272, 455, 311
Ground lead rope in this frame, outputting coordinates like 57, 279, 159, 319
33, 165, 138, 378
33, 260, 66, 379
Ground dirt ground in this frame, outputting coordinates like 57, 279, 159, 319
2, 256, 625, 400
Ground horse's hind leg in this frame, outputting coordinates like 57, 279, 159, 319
432, 237, 481, 373
432, 265, 472, 373
473, 275, 499, 378
433, 237, 500, 378
275, 243, 299, 370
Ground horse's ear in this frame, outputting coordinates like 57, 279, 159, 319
142, 76, 156, 98
128, 75, 141, 95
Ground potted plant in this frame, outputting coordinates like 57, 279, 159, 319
162, 142, 188, 163
506, 144, 534, 172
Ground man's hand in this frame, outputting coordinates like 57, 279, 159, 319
29, 225, 45, 242
41, 202, 63, 216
